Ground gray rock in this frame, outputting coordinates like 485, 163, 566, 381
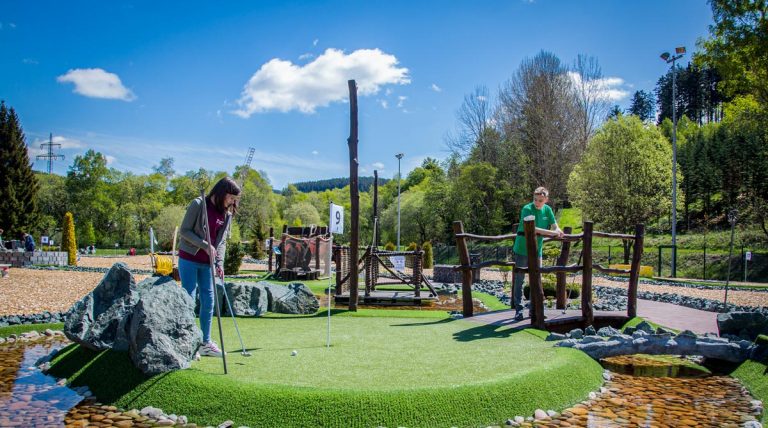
597, 326, 621, 337
222, 282, 268, 316
569, 328, 584, 339
545, 332, 567, 341
581, 335, 604, 344
267, 282, 319, 314
128, 283, 202, 375
717, 311, 768, 341
634, 321, 655, 334
64, 263, 138, 351
584, 325, 597, 336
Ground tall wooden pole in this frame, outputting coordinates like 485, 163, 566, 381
627, 224, 645, 318
582, 221, 594, 326
373, 170, 379, 247
453, 221, 474, 317
347, 80, 360, 311
524, 218, 545, 329
555, 226, 573, 309
268, 227, 274, 272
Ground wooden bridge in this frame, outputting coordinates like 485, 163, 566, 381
453, 219, 645, 330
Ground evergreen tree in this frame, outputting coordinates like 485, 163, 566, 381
62, 212, 77, 266
628, 90, 655, 122
0, 101, 40, 237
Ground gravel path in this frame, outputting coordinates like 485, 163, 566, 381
0, 268, 149, 316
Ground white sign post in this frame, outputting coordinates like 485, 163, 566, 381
41, 236, 49, 244
327, 202, 344, 348
745, 251, 752, 282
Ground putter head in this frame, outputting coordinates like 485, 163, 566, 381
241, 351, 252, 357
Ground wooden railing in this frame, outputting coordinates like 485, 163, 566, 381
453, 220, 645, 329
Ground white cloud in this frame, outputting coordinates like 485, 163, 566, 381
312, 150, 319, 155
397, 96, 407, 108
22, 58, 38, 65
234, 48, 410, 116
385, 88, 392, 96
430, 83, 442, 92
568, 72, 630, 102
313, 39, 319, 46
378, 99, 388, 109
57, 68, 136, 101
372, 162, 385, 170
477, 95, 487, 101
299, 53, 314, 60
104, 155, 117, 165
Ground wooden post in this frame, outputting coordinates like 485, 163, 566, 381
413, 248, 423, 298
334, 246, 342, 295
453, 221, 474, 317
555, 226, 572, 309
524, 218, 545, 329
582, 221, 594, 327
373, 170, 379, 248
279, 232, 287, 276
315, 236, 321, 270
268, 227, 274, 272
347, 79, 360, 311
364, 245, 372, 297
627, 224, 645, 318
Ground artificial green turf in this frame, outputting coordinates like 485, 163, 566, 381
731, 360, 768, 423
49, 314, 603, 427
0, 322, 64, 337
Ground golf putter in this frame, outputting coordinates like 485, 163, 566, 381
217, 270, 252, 357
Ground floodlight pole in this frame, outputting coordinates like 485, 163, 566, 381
395, 153, 404, 251
661, 47, 685, 278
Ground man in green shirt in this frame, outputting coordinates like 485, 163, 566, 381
512, 187, 563, 321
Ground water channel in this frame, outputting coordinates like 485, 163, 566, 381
0, 336, 762, 427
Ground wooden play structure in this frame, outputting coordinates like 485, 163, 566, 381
453, 219, 644, 329
333, 245, 438, 305
273, 225, 332, 281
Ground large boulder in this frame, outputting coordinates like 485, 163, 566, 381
222, 282, 268, 316
64, 263, 139, 351
717, 311, 768, 341
267, 282, 319, 314
128, 281, 202, 375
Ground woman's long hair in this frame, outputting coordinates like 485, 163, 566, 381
207, 176, 241, 214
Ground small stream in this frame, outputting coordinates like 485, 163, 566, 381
0, 337, 763, 427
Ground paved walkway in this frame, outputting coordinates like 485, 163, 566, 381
465, 298, 720, 335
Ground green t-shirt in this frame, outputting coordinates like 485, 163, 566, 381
512, 202, 556, 257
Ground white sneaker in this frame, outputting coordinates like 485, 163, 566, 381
199, 341, 226, 357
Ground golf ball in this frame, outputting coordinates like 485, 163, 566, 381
291, 350, 298, 356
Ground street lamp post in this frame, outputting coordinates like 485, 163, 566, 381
660, 46, 685, 278
395, 153, 404, 251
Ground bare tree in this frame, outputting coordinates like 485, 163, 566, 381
445, 85, 494, 160
571, 54, 611, 152
498, 51, 582, 207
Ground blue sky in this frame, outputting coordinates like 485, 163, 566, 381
2, 1, 713, 189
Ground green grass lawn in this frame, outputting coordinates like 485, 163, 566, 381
0, 322, 64, 337
48, 312, 603, 427
731, 360, 768, 423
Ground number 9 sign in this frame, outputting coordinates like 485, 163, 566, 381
330, 203, 344, 234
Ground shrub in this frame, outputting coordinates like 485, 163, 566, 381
224, 241, 244, 275
523, 280, 581, 300
384, 242, 396, 251
250, 239, 265, 259
61, 212, 77, 266
406, 242, 417, 251
422, 241, 434, 268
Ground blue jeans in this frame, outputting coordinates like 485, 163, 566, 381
512, 253, 543, 314
178, 258, 214, 343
